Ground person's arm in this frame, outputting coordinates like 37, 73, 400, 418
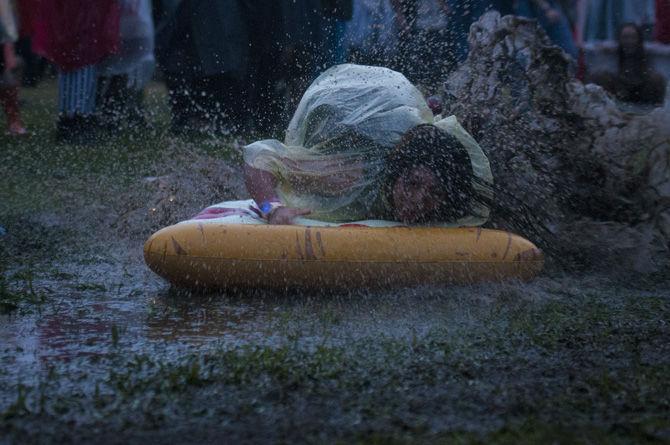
244, 163, 279, 206
243, 163, 311, 224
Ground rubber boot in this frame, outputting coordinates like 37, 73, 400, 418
0, 86, 26, 136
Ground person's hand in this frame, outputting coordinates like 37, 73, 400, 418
267, 207, 311, 225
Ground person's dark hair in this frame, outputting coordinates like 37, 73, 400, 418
618, 22, 649, 74
383, 124, 483, 222
384, 125, 562, 258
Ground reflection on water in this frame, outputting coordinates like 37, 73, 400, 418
0, 252, 508, 396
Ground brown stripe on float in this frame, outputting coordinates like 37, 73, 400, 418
171, 237, 188, 255
295, 232, 305, 259
502, 232, 513, 260
197, 223, 205, 243
315, 231, 326, 256
304, 229, 317, 260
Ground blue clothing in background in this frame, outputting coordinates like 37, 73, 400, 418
315, 1, 353, 76
584, 0, 656, 41
514, 0, 578, 59
446, 0, 498, 63
343, 0, 398, 64
318, 18, 348, 73
58, 65, 98, 116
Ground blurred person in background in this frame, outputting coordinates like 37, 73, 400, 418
258, 0, 353, 134
443, 1, 512, 69
15, 0, 46, 87
513, 0, 578, 58
277, 0, 324, 127
317, 0, 354, 72
154, 0, 249, 135
390, 0, 451, 89
389, 1, 518, 88
97, 0, 156, 132
344, 0, 399, 66
32, 0, 121, 144
0, 0, 26, 135
584, 0, 656, 42
588, 23, 667, 105
245, 0, 288, 135
274, 0, 358, 135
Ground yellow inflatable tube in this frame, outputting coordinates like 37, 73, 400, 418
144, 200, 544, 290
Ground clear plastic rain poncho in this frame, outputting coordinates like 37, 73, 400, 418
244, 64, 493, 225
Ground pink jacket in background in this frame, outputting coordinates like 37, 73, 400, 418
30, 0, 121, 71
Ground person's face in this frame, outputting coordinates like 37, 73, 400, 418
620, 26, 641, 56
392, 165, 445, 224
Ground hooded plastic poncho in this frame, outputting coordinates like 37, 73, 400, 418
244, 64, 493, 226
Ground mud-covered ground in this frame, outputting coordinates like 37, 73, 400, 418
1, 83, 669, 444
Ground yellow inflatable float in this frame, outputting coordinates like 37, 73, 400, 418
144, 200, 544, 290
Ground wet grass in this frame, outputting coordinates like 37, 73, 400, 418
0, 242, 45, 314
0, 81, 669, 443
0, 81, 241, 214
2, 293, 669, 443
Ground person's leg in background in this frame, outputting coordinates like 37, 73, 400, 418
0, 41, 26, 135
56, 65, 99, 144
212, 74, 247, 134
536, 1, 579, 59
0, 82, 25, 135
514, 0, 578, 59
192, 74, 242, 135
155, 0, 203, 135
246, 0, 285, 135
445, 0, 494, 67
15, 37, 46, 87
317, 0, 353, 72
318, 18, 349, 71
164, 71, 200, 135
96, 74, 147, 132
96, 0, 155, 133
